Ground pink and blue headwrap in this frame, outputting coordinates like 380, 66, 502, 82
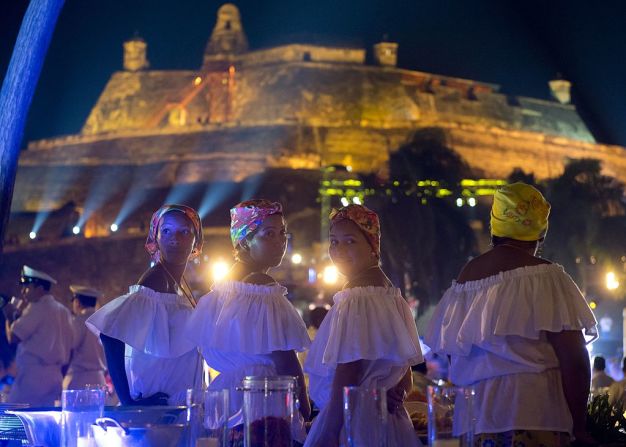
145, 204, 203, 261
230, 199, 283, 247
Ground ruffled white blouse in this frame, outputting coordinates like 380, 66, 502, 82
424, 264, 598, 435
304, 286, 423, 447
86, 285, 203, 405
186, 280, 310, 432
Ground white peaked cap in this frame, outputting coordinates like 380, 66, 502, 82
69, 285, 103, 299
21, 265, 57, 284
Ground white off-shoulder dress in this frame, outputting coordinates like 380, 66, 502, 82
304, 286, 423, 447
424, 264, 598, 436
86, 285, 203, 405
186, 281, 310, 440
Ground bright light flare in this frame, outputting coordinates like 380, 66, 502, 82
340, 197, 350, 207
212, 260, 230, 282
110, 223, 119, 232
322, 265, 339, 285
352, 196, 362, 205
606, 272, 619, 290
468, 197, 477, 207
29, 232, 36, 240
72, 226, 81, 235
456, 198, 463, 207
291, 253, 303, 264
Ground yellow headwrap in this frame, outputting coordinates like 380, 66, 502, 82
490, 182, 550, 241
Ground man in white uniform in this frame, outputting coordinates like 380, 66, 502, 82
64, 285, 107, 390
2, 266, 73, 405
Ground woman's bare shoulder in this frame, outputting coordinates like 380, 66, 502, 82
137, 267, 169, 292
456, 251, 551, 283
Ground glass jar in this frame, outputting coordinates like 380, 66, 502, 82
241, 376, 296, 447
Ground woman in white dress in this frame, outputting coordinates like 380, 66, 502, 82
304, 204, 423, 447
86, 204, 203, 405
424, 183, 597, 446
187, 199, 310, 446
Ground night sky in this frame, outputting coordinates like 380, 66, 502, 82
2, 0, 626, 148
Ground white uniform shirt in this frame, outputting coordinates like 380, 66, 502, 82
65, 308, 107, 389
12, 294, 73, 367
10, 294, 73, 405
69, 308, 106, 373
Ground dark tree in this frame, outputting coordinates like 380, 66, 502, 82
370, 128, 477, 308
544, 158, 626, 296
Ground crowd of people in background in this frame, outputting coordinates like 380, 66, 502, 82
0, 182, 612, 447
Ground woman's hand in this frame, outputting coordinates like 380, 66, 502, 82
130, 391, 169, 406
387, 367, 412, 414
386, 384, 407, 414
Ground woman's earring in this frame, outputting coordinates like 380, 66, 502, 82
536, 242, 544, 256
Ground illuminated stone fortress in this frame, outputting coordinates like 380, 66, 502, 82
3, 3, 625, 294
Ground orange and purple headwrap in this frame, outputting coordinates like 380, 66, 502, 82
329, 204, 381, 257
230, 199, 283, 247
145, 204, 203, 261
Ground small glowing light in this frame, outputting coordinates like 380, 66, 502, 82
194, 76, 202, 86
468, 197, 477, 207
606, 272, 619, 290
340, 197, 350, 207
352, 196, 362, 205
308, 303, 316, 311
346, 165, 353, 172
323, 265, 339, 285
291, 253, 303, 265
589, 301, 597, 310
308, 268, 317, 284
72, 226, 80, 235
150, 261, 156, 268
29, 231, 36, 240
324, 304, 331, 310
456, 198, 463, 207
212, 260, 230, 282
110, 223, 119, 232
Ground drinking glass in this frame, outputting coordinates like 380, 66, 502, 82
343, 386, 387, 447
195, 389, 229, 447
427, 384, 475, 447
61, 389, 105, 447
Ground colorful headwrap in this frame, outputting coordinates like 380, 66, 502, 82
145, 204, 203, 261
490, 182, 551, 241
329, 204, 381, 257
230, 199, 283, 247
